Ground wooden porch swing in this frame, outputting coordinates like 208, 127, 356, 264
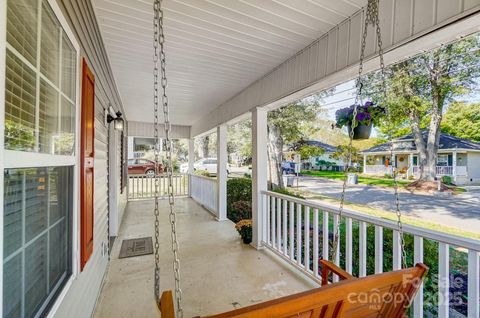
152, 0, 428, 317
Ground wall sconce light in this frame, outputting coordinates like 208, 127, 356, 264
107, 111, 124, 131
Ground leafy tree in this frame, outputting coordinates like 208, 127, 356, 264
331, 145, 360, 165
363, 34, 480, 181
267, 93, 330, 188
441, 102, 480, 142
227, 120, 252, 164
297, 145, 325, 160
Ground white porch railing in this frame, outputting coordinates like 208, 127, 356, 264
364, 165, 393, 175
436, 166, 453, 176
128, 173, 189, 200
261, 190, 480, 318
190, 174, 217, 215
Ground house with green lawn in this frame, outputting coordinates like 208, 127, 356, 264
361, 132, 480, 185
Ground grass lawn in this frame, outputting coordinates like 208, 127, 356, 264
301, 170, 412, 187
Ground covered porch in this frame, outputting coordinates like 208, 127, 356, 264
93, 198, 314, 318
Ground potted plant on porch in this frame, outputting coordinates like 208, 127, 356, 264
335, 101, 385, 139
235, 219, 253, 244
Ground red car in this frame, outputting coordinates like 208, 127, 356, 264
128, 158, 163, 176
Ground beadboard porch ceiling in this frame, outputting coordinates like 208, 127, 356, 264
92, 0, 366, 125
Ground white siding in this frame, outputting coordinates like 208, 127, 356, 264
128, 120, 190, 139
467, 153, 480, 181
52, 0, 127, 317
191, 1, 480, 136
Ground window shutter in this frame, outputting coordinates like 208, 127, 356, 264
448, 154, 453, 166
80, 59, 95, 270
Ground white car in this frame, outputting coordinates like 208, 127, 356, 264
180, 158, 230, 175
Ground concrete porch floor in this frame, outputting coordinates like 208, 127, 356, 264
93, 198, 316, 318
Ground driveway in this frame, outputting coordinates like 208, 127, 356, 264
297, 176, 480, 234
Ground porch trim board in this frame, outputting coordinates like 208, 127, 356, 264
0, 0, 6, 314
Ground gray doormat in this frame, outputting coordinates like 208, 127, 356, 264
119, 237, 153, 259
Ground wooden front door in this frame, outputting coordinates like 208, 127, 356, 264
80, 59, 95, 270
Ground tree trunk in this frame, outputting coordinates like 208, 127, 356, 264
409, 112, 428, 180
198, 136, 210, 158
267, 124, 284, 189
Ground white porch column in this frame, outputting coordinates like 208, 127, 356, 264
252, 107, 268, 249
363, 155, 367, 173
188, 138, 195, 197
452, 151, 457, 182
216, 125, 227, 221
408, 153, 414, 178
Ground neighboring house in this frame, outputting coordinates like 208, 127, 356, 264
286, 140, 345, 169
361, 132, 480, 185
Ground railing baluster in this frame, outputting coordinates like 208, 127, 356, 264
304, 206, 310, 272
262, 193, 267, 244
359, 221, 367, 277
468, 250, 479, 318
374, 226, 383, 274
271, 197, 276, 248
345, 217, 352, 274
296, 203, 302, 266
413, 236, 424, 318
276, 197, 281, 250
438, 242, 450, 318
266, 195, 270, 246
313, 208, 319, 277
322, 211, 329, 261
282, 199, 287, 256
332, 214, 340, 283
289, 201, 294, 260
393, 230, 401, 270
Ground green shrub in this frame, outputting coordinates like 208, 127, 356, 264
227, 177, 252, 217
441, 175, 453, 185
194, 170, 211, 177
229, 200, 252, 223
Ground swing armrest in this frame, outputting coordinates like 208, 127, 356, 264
159, 290, 175, 318
320, 260, 355, 286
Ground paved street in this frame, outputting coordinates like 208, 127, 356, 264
297, 176, 480, 234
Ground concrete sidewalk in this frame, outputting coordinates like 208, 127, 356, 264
297, 177, 480, 234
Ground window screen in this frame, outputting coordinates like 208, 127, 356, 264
3, 167, 72, 318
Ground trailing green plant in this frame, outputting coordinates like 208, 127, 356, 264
228, 200, 252, 223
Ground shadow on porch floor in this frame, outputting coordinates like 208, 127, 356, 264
93, 198, 315, 318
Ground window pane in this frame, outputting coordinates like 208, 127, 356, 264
39, 79, 59, 154
25, 169, 48, 243
62, 35, 76, 100
3, 254, 22, 318
3, 170, 23, 257
3, 167, 72, 318
57, 97, 75, 156
25, 233, 48, 317
7, 0, 38, 65
5, 50, 37, 152
40, 0, 60, 85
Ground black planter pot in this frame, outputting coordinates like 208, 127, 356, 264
242, 236, 252, 244
347, 123, 372, 140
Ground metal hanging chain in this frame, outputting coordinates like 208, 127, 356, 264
153, 0, 161, 303
153, 1, 184, 316
330, 0, 406, 269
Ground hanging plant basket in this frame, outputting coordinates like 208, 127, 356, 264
335, 101, 385, 140
347, 123, 372, 140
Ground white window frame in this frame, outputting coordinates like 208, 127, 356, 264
437, 154, 449, 166
0, 0, 81, 316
